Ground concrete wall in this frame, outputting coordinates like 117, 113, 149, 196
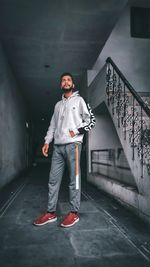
0, 43, 29, 189
89, 0, 150, 93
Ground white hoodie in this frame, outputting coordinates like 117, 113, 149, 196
44, 91, 95, 145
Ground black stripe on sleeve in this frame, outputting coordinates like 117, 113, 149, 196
78, 100, 96, 134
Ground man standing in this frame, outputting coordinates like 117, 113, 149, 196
34, 73, 95, 227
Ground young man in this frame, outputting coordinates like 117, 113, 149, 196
33, 73, 95, 228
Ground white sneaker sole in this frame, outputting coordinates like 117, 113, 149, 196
33, 217, 57, 226
60, 217, 79, 228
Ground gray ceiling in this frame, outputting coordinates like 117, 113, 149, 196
0, 0, 127, 121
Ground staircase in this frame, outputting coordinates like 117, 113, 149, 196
87, 57, 150, 224
106, 57, 150, 179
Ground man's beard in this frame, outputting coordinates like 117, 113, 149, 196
62, 87, 73, 93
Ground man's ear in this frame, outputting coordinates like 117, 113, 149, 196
72, 83, 75, 88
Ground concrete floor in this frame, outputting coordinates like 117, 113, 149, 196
0, 164, 150, 267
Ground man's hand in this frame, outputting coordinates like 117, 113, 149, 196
69, 130, 75, 138
42, 144, 49, 157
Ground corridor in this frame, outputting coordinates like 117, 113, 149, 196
0, 163, 150, 267
0, 1, 150, 266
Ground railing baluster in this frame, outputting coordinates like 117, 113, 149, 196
123, 83, 126, 140
132, 97, 135, 160
106, 63, 110, 106
140, 106, 144, 178
112, 67, 115, 115
117, 76, 120, 128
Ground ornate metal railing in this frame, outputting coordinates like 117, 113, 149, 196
106, 57, 150, 177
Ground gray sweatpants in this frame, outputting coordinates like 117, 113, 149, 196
47, 142, 82, 212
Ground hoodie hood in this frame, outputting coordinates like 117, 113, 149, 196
62, 91, 80, 101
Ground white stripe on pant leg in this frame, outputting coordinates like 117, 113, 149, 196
76, 144, 79, 190
76, 174, 79, 190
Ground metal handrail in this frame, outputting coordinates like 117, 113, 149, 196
106, 57, 150, 118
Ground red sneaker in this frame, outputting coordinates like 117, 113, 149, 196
60, 212, 79, 228
33, 212, 57, 226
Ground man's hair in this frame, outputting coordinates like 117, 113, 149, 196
60, 72, 74, 84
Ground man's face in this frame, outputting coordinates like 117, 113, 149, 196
60, 75, 75, 92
